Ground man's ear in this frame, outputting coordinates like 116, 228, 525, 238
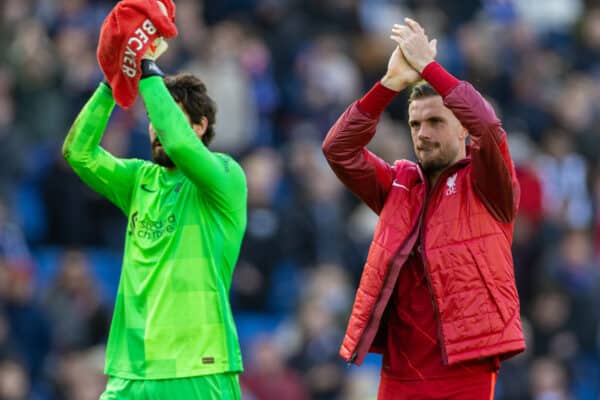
192, 116, 209, 139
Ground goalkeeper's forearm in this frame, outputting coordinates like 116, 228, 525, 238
139, 64, 246, 209
62, 82, 115, 166
61, 82, 143, 214
139, 74, 227, 190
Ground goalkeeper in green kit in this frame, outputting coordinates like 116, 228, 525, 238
62, 28, 246, 400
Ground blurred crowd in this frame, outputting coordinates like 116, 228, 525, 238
1, 0, 600, 399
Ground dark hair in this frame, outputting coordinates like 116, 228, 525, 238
408, 81, 439, 104
164, 73, 217, 146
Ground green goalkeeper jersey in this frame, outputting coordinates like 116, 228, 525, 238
62, 78, 247, 379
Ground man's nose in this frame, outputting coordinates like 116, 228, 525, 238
416, 126, 432, 141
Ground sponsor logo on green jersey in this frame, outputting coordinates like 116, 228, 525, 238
128, 211, 177, 240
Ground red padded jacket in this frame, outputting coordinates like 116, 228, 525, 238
322, 63, 525, 366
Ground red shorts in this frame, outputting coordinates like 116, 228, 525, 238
377, 371, 497, 400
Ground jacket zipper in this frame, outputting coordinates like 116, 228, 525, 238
418, 166, 455, 365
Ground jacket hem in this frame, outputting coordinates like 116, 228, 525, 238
445, 340, 525, 366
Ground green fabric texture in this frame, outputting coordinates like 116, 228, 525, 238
99, 373, 241, 400
63, 80, 247, 379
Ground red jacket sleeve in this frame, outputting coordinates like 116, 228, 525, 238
322, 100, 394, 215
423, 62, 520, 223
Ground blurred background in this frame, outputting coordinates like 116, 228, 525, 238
0, 0, 599, 399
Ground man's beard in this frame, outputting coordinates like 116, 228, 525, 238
151, 140, 176, 168
416, 143, 454, 176
419, 156, 450, 176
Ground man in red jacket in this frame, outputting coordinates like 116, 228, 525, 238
322, 19, 525, 400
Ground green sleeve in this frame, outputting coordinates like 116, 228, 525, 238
139, 76, 246, 211
62, 83, 144, 214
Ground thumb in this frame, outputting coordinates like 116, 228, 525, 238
143, 38, 168, 61
153, 38, 169, 59
429, 39, 437, 56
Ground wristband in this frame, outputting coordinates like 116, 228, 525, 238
141, 60, 165, 79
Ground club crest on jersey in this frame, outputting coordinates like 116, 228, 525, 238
445, 173, 457, 196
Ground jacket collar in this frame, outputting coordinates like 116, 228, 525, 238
415, 157, 470, 185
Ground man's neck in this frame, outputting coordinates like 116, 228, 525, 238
425, 162, 457, 189
427, 171, 442, 188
